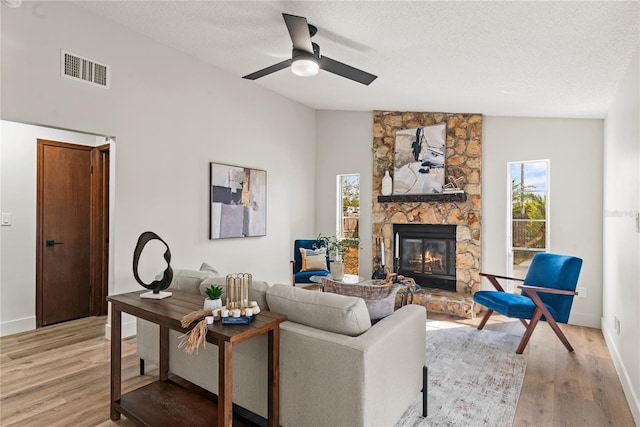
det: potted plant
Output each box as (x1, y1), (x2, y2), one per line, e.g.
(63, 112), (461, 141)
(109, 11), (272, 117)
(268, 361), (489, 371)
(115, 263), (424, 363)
(204, 284), (223, 311)
(316, 234), (359, 281)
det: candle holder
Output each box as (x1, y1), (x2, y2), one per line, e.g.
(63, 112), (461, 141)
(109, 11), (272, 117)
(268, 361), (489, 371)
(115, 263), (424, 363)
(372, 265), (387, 280)
(394, 257), (400, 274)
(371, 256), (387, 280)
(225, 273), (252, 310)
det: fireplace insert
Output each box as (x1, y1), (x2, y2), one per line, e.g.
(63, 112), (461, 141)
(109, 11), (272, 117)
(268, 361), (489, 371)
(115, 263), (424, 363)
(393, 224), (456, 292)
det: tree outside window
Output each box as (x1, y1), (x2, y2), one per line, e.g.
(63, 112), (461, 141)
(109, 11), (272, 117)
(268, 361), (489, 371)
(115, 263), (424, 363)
(338, 174), (359, 274)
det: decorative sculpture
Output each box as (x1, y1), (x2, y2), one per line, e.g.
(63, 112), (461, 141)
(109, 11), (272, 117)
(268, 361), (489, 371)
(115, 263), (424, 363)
(444, 175), (465, 190)
(132, 231), (173, 299)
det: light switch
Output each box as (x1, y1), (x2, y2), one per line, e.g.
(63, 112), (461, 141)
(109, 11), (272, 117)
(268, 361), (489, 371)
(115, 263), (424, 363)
(1, 213), (11, 226)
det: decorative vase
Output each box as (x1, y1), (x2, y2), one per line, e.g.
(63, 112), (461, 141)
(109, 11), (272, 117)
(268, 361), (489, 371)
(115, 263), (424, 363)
(381, 170), (392, 196)
(204, 298), (222, 311)
(331, 260), (345, 281)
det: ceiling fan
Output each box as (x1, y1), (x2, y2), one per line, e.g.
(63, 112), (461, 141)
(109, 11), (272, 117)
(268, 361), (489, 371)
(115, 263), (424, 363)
(243, 13), (377, 86)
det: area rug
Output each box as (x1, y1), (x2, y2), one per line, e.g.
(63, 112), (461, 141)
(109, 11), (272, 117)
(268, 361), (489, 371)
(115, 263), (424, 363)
(396, 321), (528, 427)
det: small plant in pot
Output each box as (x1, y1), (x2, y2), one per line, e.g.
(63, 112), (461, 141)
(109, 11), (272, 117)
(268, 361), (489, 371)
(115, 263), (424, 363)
(204, 285), (223, 311)
(315, 234), (359, 280)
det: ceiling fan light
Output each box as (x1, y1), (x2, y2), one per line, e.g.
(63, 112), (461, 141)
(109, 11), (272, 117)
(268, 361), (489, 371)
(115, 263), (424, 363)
(291, 57), (319, 77)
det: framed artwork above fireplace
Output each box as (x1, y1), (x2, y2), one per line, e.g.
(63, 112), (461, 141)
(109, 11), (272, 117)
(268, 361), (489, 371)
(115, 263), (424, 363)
(393, 123), (446, 195)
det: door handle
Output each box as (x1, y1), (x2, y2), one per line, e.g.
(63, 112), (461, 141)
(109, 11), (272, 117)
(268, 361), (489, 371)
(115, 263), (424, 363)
(46, 240), (64, 247)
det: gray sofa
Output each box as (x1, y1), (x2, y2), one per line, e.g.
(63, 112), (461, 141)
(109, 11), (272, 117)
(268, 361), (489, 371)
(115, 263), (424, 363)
(136, 269), (427, 427)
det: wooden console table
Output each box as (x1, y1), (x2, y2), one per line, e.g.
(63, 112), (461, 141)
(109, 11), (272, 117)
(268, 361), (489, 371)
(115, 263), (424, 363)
(108, 289), (286, 427)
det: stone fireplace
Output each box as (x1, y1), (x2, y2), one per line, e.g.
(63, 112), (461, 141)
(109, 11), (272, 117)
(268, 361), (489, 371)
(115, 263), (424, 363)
(372, 111), (482, 318)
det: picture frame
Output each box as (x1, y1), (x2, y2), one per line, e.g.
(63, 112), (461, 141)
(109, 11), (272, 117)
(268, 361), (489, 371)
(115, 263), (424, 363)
(210, 162), (266, 239)
(393, 123), (446, 195)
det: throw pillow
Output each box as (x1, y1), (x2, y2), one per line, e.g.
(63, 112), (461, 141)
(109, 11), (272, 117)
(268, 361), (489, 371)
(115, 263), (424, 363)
(323, 279), (400, 320)
(299, 247), (328, 271)
(200, 262), (221, 277)
(166, 269), (216, 294)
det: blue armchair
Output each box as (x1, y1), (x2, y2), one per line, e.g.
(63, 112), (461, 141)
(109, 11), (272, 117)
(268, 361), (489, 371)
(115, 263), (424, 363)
(473, 252), (582, 354)
(291, 239), (331, 285)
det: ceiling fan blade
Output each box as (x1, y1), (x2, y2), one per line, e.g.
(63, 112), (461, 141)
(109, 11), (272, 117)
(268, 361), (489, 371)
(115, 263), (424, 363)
(319, 56), (377, 85)
(282, 13), (313, 54)
(242, 59), (292, 80)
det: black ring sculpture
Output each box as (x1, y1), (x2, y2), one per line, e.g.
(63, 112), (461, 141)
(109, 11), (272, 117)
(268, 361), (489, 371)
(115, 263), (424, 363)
(132, 231), (173, 294)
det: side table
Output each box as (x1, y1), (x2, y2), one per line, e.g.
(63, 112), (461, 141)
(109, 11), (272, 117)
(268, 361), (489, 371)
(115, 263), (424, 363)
(108, 289), (286, 427)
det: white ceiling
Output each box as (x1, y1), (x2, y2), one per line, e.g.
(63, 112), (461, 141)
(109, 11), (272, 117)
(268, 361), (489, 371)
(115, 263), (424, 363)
(73, 1), (640, 118)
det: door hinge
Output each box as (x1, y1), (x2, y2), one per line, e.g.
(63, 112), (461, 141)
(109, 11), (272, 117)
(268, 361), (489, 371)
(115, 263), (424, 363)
(90, 165), (94, 173)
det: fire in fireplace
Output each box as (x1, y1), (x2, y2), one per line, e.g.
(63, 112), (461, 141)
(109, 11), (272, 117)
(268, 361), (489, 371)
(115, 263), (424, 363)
(393, 224), (456, 292)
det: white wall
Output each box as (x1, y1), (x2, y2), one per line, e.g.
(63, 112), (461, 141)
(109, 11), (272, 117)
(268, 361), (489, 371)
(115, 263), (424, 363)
(602, 44), (640, 424)
(482, 117), (604, 328)
(1, 2), (317, 336)
(0, 121), (103, 335)
(315, 111), (373, 278)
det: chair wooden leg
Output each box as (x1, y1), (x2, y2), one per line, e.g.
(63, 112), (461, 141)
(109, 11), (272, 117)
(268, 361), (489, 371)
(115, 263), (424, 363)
(525, 288), (575, 352)
(546, 316), (574, 352)
(516, 309), (543, 354)
(477, 309), (493, 330)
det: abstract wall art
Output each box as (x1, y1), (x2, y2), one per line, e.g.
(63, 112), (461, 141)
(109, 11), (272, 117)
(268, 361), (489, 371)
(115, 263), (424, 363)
(393, 123), (446, 194)
(210, 162), (266, 239)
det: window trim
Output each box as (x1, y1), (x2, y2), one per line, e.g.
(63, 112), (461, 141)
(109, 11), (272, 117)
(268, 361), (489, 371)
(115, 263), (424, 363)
(336, 173), (360, 240)
(506, 159), (550, 279)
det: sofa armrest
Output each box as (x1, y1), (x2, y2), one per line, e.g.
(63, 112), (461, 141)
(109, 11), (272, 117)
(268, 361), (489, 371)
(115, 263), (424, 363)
(136, 318), (159, 365)
(279, 304), (426, 427)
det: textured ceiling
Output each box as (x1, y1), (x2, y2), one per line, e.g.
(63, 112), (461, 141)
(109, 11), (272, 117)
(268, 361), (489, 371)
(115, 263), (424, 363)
(73, 1), (640, 118)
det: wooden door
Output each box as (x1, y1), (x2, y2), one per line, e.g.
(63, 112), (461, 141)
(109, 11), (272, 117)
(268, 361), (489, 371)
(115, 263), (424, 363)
(37, 140), (92, 326)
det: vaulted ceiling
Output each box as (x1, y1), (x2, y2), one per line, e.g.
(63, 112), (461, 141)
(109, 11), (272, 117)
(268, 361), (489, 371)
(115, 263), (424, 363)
(74, 1), (639, 118)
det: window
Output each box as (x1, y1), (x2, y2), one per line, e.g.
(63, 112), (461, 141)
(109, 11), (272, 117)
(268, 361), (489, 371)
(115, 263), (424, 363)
(337, 174), (359, 274)
(508, 160), (549, 281)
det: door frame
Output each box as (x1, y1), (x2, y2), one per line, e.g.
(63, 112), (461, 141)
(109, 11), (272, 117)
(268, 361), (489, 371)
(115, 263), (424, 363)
(36, 139), (110, 327)
(91, 143), (110, 316)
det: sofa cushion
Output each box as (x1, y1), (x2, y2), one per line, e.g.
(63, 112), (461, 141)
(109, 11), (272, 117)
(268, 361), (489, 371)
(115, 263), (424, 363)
(299, 247), (328, 271)
(200, 276), (271, 311)
(323, 279), (401, 320)
(168, 269), (216, 294)
(266, 284), (371, 336)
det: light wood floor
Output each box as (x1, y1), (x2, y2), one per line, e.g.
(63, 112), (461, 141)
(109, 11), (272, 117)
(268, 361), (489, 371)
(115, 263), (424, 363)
(0, 314), (635, 426)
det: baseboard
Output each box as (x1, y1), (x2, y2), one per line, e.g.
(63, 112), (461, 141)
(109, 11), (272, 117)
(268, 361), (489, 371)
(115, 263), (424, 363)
(568, 311), (601, 329)
(0, 316), (36, 337)
(104, 318), (137, 340)
(602, 317), (640, 425)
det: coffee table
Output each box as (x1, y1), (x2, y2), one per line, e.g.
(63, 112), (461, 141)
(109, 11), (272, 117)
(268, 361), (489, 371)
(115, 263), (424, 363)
(107, 289), (286, 427)
(309, 274), (365, 285)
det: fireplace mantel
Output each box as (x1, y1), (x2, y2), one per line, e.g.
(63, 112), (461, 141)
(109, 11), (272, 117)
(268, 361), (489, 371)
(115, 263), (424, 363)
(378, 193), (467, 203)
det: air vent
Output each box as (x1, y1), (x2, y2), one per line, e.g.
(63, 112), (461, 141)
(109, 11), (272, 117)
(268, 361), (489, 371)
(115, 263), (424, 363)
(61, 50), (110, 88)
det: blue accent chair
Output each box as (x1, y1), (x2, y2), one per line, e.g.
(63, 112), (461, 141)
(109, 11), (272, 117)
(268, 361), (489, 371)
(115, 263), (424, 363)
(473, 252), (583, 354)
(291, 239), (331, 285)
